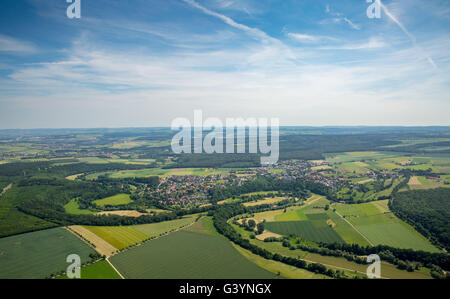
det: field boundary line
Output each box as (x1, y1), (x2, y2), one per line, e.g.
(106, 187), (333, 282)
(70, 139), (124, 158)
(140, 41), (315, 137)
(106, 258), (125, 279)
(302, 258), (388, 279)
(64, 226), (100, 253)
(108, 216), (199, 259)
(334, 210), (374, 246)
(0, 183), (12, 197)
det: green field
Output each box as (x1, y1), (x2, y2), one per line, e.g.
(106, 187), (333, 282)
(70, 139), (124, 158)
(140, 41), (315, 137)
(334, 202), (439, 252)
(105, 168), (230, 179)
(110, 230), (277, 279)
(305, 253), (431, 279)
(0, 186), (57, 238)
(64, 199), (96, 215)
(233, 244), (328, 279)
(93, 194), (133, 207)
(84, 226), (148, 250)
(325, 211), (371, 246)
(274, 207), (308, 221)
(184, 216), (222, 237)
(134, 216), (196, 237)
(57, 260), (122, 279)
(0, 228), (96, 279)
(265, 219), (344, 244)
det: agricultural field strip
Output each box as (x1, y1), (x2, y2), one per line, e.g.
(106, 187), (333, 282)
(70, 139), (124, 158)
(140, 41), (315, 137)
(66, 226), (117, 257)
(301, 258), (386, 279)
(106, 217), (199, 258)
(64, 226), (99, 252)
(106, 258), (124, 279)
(132, 217), (199, 245)
(0, 183), (12, 197)
(333, 210), (374, 246)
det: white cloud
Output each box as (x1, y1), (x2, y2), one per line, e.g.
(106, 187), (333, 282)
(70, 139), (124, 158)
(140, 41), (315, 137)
(322, 5), (361, 30)
(319, 37), (387, 50)
(287, 33), (338, 43)
(0, 35), (36, 53)
(379, 0), (436, 69)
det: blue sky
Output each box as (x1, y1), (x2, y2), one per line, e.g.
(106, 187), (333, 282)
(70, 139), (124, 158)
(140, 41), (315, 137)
(0, 0), (449, 128)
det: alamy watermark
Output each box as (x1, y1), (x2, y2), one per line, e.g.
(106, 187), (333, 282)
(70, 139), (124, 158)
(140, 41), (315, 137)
(366, 254), (381, 279)
(66, 254), (81, 279)
(66, 0), (81, 19)
(171, 110), (279, 165)
(367, 0), (381, 19)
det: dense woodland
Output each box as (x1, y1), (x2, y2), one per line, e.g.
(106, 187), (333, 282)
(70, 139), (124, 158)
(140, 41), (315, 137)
(391, 188), (450, 251)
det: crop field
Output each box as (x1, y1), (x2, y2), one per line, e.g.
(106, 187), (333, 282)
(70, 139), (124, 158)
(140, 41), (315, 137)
(133, 216), (196, 237)
(243, 197), (287, 207)
(325, 152), (398, 163)
(93, 194), (132, 207)
(110, 230), (276, 279)
(274, 207), (308, 221)
(83, 226), (148, 250)
(184, 216), (222, 237)
(64, 199), (96, 215)
(0, 228), (96, 279)
(325, 211), (371, 246)
(233, 244), (328, 279)
(105, 168), (230, 179)
(304, 253), (431, 279)
(68, 226), (118, 257)
(265, 218), (344, 244)
(334, 201), (439, 252)
(58, 260), (122, 279)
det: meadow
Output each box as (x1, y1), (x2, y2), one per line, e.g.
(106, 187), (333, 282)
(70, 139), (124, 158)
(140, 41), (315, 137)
(334, 201), (439, 252)
(64, 198), (96, 215)
(93, 194), (132, 207)
(0, 228), (96, 279)
(57, 260), (122, 279)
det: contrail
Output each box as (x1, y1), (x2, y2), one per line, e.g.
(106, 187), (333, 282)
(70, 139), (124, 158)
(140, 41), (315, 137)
(379, 0), (437, 69)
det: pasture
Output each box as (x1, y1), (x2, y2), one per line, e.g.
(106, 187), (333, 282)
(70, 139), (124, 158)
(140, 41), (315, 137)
(334, 201), (439, 252)
(93, 194), (132, 207)
(64, 199), (96, 215)
(58, 260), (122, 279)
(0, 228), (96, 279)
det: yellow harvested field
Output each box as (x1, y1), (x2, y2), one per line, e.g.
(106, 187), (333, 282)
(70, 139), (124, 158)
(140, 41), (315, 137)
(312, 165), (332, 171)
(304, 194), (324, 205)
(354, 162), (369, 167)
(67, 226), (118, 257)
(243, 197), (287, 207)
(255, 230), (282, 241)
(326, 219), (336, 228)
(65, 173), (83, 180)
(408, 176), (422, 186)
(96, 210), (148, 218)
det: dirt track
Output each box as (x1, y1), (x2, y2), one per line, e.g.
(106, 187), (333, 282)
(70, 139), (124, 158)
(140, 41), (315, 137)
(67, 226), (118, 257)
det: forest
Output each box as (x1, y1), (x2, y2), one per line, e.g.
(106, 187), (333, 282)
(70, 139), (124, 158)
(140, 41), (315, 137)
(390, 188), (450, 251)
